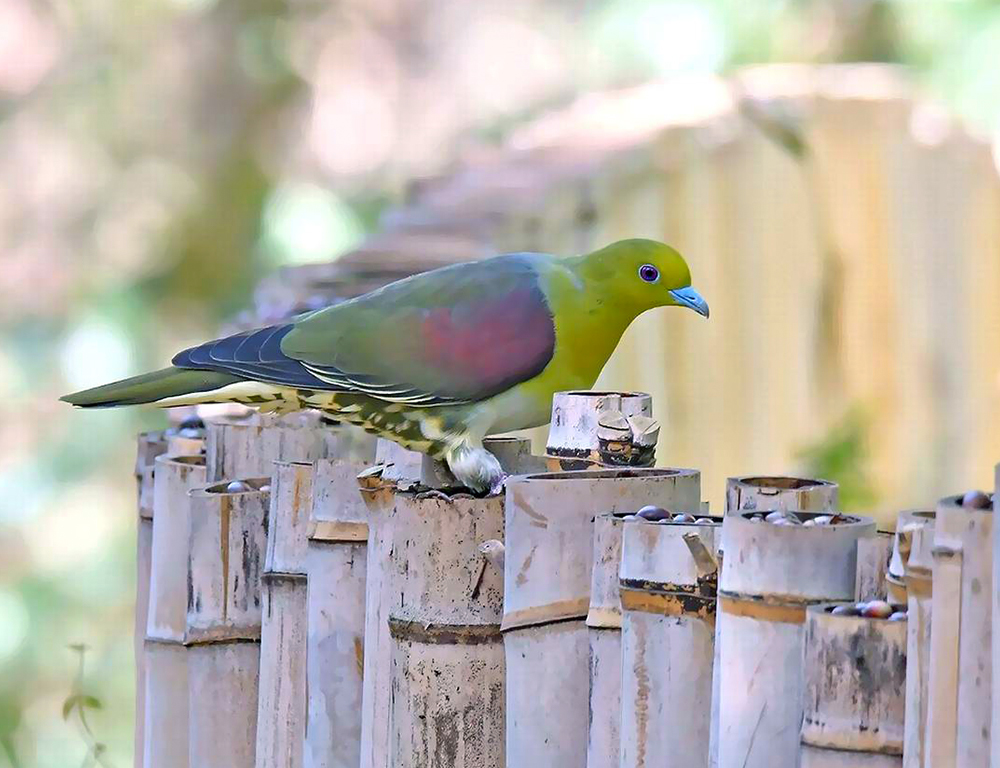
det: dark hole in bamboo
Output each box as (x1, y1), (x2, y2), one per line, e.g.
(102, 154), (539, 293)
(522, 469), (682, 481)
(564, 390), (646, 397)
(741, 476), (834, 490)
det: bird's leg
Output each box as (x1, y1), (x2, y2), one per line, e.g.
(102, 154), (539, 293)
(444, 439), (505, 496)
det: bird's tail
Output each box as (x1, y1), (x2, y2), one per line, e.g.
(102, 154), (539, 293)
(61, 367), (244, 408)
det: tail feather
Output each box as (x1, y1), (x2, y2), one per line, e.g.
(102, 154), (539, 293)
(61, 367), (244, 408)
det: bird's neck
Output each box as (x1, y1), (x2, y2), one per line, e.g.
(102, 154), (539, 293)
(552, 256), (642, 386)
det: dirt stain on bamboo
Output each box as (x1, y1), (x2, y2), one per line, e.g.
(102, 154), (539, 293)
(632, 618), (649, 768)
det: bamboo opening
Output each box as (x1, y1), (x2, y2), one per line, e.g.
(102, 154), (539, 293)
(740, 476), (835, 490)
(522, 468), (684, 481)
(202, 477), (270, 494)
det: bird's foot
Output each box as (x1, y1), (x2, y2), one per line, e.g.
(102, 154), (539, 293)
(445, 442), (505, 497)
(488, 472), (509, 498)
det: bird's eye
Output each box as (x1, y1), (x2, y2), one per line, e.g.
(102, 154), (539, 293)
(638, 264), (659, 283)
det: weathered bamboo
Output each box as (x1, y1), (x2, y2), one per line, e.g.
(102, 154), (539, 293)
(717, 511), (875, 768)
(255, 461), (314, 768)
(186, 478), (270, 768)
(355, 436), (538, 768)
(619, 516), (721, 768)
(134, 431), (168, 768)
(898, 510), (934, 768)
(545, 391), (656, 469)
(995, 465), (1000, 768)
(856, 530), (893, 601)
(725, 475), (838, 515)
(926, 493), (993, 768)
(374, 437), (423, 485)
(205, 413), (369, 483)
(483, 435), (547, 475)
(503, 468), (700, 768)
(188, 641), (261, 768)
(800, 603), (907, 766)
(142, 454), (207, 768)
(387, 491), (506, 767)
(586, 512), (626, 768)
(148, 455), (208, 641)
(306, 454), (375, 768)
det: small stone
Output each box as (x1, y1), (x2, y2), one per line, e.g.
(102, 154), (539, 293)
(226, 480), (249, 493)
(802, 519), (816, 527)
(831, 605), (858, 616)
(695, 517), (713, 524)
(622, 514), (641, 521)
(748, 516), (763, 523)
(259, 484), (271, 493)
(889, 612), (908, 622)
(180, 415), (205, 430)
(861, 600), (893, 619)
(672, 513), (696, 523)
(962, 490), (992, 509)
(637, 505), (672, 521)
(770, 517), (795, 526)
(764, 511), (786, 522)
(812, 515), (834, 525)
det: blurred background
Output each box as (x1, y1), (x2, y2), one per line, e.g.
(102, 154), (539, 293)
(3, 0), (1000, 764)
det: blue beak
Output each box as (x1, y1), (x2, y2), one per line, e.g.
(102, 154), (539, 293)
(670, 286), (710, 318)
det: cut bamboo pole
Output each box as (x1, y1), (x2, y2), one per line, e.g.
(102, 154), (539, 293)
(725, 475), (838, 515)
(134, 431), (168, 768)
(255, 461), (314, 768)
(186, 478), (270, 768)
(374, 437), (423, 485)
(148, 455), (208, 641)
(619, 516), (721, 768)
(856, 530), (893, 601)
(545, 391), (657, 469)
(897, 510), (934, 768)
(143, 454), (207, 768)
(586, 512), (626, 768)
(357, 458), (404, 768)
(926, 493), (993, 768)
(387, 491), (506, 767)
(800, 603), (907, 767)
(995, 464), (1000, 768)
(355, 436), (537, 768)
(306, 455), (375, 768)
(205, 413), (370, 483)
(503, 468), (700, 768)
(717, 511), (875, 768)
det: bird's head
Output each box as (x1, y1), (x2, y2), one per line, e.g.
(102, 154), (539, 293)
(578, 238), (709, 319)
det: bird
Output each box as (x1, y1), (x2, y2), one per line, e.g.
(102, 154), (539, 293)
(62, 238), (709, 493)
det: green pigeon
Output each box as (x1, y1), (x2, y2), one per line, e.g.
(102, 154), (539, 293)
(62, 238), (708, 492)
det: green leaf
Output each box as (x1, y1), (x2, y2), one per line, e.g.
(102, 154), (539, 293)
(81, 696), (103, 710)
